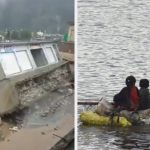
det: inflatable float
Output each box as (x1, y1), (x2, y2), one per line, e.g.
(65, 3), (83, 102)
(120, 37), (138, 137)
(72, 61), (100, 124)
(79, 99), (150, 127)
(80, 111), (132, 127)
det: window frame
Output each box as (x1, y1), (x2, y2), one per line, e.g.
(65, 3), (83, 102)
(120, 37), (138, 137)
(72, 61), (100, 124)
(0, 52), (21, 76)
(44, 46), (58, 64)
(15, 50), (33, 72)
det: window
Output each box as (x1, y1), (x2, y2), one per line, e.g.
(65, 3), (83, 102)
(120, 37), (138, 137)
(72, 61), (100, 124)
(15, 51), (32, 71)
(44, 47), (58, 64)
(0, 53), (20, 75)
(53, 44), (60, 60)
(31, 48), (48, 67)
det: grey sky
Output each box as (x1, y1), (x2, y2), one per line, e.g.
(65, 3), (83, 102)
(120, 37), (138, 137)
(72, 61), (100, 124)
(0, 0), (74, 33)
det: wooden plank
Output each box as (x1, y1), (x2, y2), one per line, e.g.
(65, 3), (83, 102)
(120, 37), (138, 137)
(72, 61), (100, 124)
(78, 101), (99, 105)
(78, 98), (102, 105)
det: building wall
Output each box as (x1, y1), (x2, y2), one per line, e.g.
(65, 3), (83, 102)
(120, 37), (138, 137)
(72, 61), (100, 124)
(0, 42), (72, 115)
(0, 42), (61, 77)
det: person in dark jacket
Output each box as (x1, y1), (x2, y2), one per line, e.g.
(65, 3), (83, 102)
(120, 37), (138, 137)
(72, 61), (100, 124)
(113, 76), (140, 111)
(138, 79), (150, 110)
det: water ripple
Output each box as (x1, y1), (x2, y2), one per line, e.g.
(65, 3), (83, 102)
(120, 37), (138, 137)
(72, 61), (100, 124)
(78, 0), (150, 149)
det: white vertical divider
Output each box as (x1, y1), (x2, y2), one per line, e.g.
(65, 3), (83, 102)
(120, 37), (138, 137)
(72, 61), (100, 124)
(27, 45), (37, 69)
(53, 44), (62, 61)
(50, 45), (59, 62)
(41, 44), (57, 64)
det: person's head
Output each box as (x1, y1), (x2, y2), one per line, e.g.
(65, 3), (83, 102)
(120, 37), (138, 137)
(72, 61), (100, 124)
(139, 79), (149, 88)
(125, 75), (136, 87)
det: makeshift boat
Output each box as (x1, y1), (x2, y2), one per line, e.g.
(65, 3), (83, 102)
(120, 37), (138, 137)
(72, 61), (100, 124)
(80, 111), (132, 127)
(79, 100), (150, 127)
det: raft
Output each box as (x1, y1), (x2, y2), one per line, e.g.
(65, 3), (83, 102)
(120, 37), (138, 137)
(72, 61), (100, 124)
(80, 111), (132, 127)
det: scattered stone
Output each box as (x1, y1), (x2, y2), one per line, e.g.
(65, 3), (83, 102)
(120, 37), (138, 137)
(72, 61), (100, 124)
(57, 89), (64, 93)
(40, 111), (49, 117)
(16, 66), (70, 106)
(68, 88), (73, 94)
(41, 132), (46, 135)
(9, 126), (19, 132)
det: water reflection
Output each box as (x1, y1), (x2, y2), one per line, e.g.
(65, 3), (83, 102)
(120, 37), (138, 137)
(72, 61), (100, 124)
(78, 125), (150, 150)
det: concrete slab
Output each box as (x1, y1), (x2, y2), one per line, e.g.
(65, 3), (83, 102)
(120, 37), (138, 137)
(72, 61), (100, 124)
(0, 88), (74, 150)
(0, 80), (19, 115)
(9, 61), (67, 84)
(0, 115), (74, 150)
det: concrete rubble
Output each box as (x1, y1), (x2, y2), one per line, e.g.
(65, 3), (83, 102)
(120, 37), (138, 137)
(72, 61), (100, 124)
(0, 38), (74, 149)
(0, 86), (74, 149)
(0, 61), (74, 149)
(16, 64), (71, 107)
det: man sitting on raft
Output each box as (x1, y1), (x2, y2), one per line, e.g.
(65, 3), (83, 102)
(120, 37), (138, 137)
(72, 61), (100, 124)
(113, 75), (140, 111)
(139, 79), (150, 110)
(95, 76), (150, 125)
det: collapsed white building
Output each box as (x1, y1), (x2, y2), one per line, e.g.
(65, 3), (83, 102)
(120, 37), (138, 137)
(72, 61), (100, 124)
(0, 41), (60, 76)
(0, 41), (72, 115)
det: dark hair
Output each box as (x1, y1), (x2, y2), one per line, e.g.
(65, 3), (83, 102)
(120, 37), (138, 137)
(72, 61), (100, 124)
(125, 75), (136, 87)
(139, 79), (149, 88)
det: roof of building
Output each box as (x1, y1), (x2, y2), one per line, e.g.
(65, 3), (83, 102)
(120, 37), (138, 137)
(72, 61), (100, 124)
(0, 40), (60, 47)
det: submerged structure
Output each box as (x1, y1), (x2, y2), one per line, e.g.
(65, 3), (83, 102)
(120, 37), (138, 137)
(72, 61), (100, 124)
(0, 41), (72, 115)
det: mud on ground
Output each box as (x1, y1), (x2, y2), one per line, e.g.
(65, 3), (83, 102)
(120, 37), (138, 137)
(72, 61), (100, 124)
(0, 85), (74, 149)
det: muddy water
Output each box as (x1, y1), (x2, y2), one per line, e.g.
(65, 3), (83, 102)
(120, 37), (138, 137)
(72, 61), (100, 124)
(78, 0), (150, 149)
(0, 87), (74, 148)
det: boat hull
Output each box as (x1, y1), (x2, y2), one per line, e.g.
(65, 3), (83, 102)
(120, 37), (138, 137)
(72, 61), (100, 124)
(80, 111), (132, 127)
